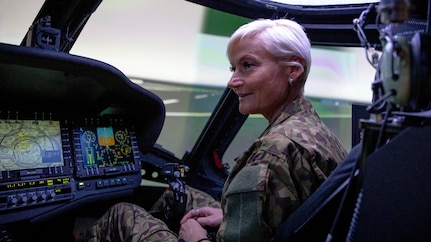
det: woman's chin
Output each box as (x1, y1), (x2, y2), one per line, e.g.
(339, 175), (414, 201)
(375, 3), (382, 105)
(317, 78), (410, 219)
(238, 106), (255, 115)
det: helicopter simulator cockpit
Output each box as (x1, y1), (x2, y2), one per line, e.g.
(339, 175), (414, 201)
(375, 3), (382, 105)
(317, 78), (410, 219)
(0, 0), (430, 241)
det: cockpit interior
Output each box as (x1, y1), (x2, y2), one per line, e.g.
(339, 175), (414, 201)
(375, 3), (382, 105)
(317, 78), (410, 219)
(1, 0), (430, 241)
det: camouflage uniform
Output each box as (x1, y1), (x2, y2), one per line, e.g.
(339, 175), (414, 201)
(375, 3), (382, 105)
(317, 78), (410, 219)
(216, 97), (347, 241)
(82, 97), (347, 242)
(81, 185), (220, 242)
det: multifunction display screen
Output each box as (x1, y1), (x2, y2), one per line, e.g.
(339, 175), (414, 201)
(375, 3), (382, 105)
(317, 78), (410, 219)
(0, 120), (64, 171)
(78, 126), (134, 167)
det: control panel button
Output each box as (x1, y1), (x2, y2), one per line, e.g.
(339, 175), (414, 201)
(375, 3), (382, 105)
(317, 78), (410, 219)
(27, 192), (37, 203)
(18, 194), (27, 205)
(46, 190), (56, 200)
(38, 192), (47, 201)
(96, 180), (104, 188)
(7, 196), (17, 207)
(77, 181), (86, 190)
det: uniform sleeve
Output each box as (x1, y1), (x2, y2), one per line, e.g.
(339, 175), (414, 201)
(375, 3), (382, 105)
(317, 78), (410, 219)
(217, 148), (301, 242)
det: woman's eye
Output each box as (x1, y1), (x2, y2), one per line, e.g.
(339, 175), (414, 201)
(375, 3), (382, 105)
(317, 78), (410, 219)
(230, 61), (254, 73)
(243, 61), (254, 69)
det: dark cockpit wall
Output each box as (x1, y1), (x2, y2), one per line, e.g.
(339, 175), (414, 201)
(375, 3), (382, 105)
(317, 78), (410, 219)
(0, 42), (165, 155)
(0, 42), (165, 230)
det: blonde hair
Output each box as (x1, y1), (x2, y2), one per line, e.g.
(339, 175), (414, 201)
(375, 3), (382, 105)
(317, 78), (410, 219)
(227, 19), (312, 84)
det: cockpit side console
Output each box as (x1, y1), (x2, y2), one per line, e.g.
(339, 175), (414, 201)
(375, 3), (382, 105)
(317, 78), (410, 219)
(0, 43), (165, 224)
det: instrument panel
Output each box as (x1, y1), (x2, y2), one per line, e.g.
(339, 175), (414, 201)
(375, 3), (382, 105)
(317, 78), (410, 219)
(0, 113), (142, 224)
(0, 42), (166, 225)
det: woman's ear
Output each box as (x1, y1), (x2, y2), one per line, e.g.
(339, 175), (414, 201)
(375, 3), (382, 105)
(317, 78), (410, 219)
(285, 56), (305, 81)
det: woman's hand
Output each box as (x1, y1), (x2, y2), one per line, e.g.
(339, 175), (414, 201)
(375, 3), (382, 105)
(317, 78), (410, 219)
(179, 218), (208, 242)
(180, 207), (223, 227)
(179, 207), (223, 241)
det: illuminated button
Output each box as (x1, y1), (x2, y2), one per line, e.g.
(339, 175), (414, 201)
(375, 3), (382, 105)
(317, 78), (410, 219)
(77, 181), (86, 190)
(109, 179), (116, 186)
(122, 177), (128, 185)
(96, 180), (104, 188)
(116, 178), (122, 185)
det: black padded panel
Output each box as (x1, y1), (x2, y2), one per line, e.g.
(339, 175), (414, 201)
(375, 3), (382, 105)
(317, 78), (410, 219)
(347, 125), (431, 241)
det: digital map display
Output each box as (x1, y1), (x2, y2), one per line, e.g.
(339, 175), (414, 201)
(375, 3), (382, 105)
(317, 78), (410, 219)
(0, 120), (64, 171)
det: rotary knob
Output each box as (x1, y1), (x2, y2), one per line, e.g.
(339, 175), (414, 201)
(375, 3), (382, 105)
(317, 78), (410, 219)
(7, 196), (17, 206)
(18, 194), (28, 204)
(38, 192), (47, 201)
(46, 190), (56, 200)
(28, 193), (38, 203)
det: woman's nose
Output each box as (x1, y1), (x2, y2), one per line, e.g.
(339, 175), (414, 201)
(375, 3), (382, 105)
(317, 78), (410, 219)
(227, 74), (242, 89)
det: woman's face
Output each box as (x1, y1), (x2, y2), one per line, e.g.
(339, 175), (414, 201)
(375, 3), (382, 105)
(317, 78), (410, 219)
(227, 36), (292, 121)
